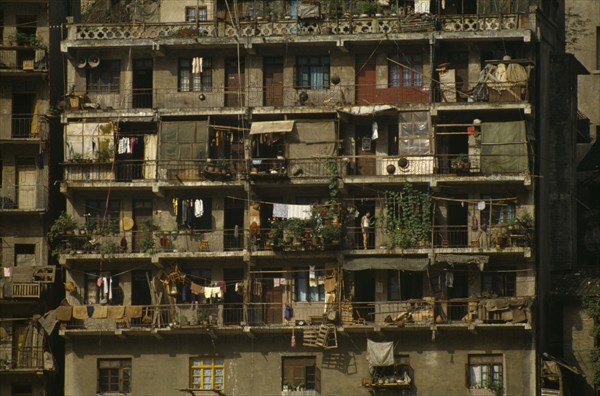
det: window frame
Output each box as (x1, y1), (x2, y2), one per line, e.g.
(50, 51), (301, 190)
(481, 270), (516, 297)
(398, 111), (431, 156)
(178, 58), (212, 92)
(389, 54), (423, 88)
(189, 357), (225, 391)
(480, 198), (516, 227)
(85, 199), (121, 233)
(295, 56), (330, 90)
(467, 354), (503, 389)
(97, 358), (131, 394)
(87, 60), (121, 94)
(282, 356), (319, 392)
(185, 6), (207, 22)
(294, 267), (325, 302)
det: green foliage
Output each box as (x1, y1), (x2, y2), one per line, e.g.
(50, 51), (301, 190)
(285, 218), (306, 237)
(485, 379), (503, 395)
(97, 140), (114, 162)
(320, 223), (341, 244)
(8, 32), (45, 48)
(140, 238), (156, 253)
(99, 240), (119, 255)
(49, 211), (78, 243)
(379, 184), (432, 249)
(583, 289), (600, 386)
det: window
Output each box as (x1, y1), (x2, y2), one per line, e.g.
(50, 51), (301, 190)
(282, 356), (320, 392)
(185, 6), (207, 22)
(371, 355), (411, 384)
(98, 358), (131, 394)
(87, 60), (121, 93)
(85, 200), (120, 233)
(480, 198), (515, 227)
(190, 357), (224, 391)
(398, 112), (430, 156)
(296, 56), (330, 89)
(468, 355), (503, 389)
(388, 271), (423, 301)
(175, 198), (212, 230)
(294, 268), (325, 302)
(482, 270), (516, 297)
(389, 54), (423, 87)
(179, 58), (212, 92)
(14, 244), (36, 266)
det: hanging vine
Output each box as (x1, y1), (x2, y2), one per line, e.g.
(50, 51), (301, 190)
(379, 183), (432, 249)
(582, 289), (600, 386)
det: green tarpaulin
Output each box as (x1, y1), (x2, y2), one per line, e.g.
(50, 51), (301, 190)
(480, 121), (528, 174)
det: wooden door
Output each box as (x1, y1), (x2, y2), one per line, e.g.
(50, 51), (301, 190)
(17, 162), (36, 209)
(356, 56), (376, 105)
(132, 200), (153, 252)
(264, 57), (284, 106)
(225, 58), (245, 107)
(132, 59), (153, 108)
(355, 125), (376, 176)
(263, 283), (283, 325)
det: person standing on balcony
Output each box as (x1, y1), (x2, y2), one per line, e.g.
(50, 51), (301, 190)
(361, 212), (373, 250)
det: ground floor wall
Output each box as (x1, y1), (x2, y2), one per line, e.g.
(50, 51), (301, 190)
(64, 329), (534, 396)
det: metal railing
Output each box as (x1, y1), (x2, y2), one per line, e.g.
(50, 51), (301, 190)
(59, 229), (245, 255)
(0, 184), (48, 210)
(59, 297), (531, 331)
(0, 47), (47, 71)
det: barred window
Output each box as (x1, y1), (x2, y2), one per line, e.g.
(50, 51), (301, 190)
(179, 58), (212, 92)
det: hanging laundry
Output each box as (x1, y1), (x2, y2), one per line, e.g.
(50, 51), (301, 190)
(194, 199), (204, 218)
(446, 272), (454, 288)
(190, 282), (204, 296)
(274, 278), (280, 288)
(234, 225), (239, 238)
(288, 204), (312, 220)
(371, 121), (379, 140)
(173, 198), (178, 216)
(192, 57), (203, 74)
(3, 267), (12, 277)
(217, 280), (226, 293)
(97, 277), (103, 288)
(108, 277), (113, 301)
(273, 203), (289, 218)
(414, 0), (430, 13)
(280, 278), (288, 286)
(309, 266), (317, 288)
(117, 137), (128, 154)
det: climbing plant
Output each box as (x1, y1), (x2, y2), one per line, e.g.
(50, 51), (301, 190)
(325, 157), (340, 217)
(379, 183), (432, 249)
(582, 288), (600, 386)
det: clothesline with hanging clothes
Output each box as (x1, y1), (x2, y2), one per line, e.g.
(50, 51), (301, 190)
(116, 136), (140, 154)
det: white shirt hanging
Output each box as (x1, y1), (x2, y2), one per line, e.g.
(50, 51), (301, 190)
(371, 121), (379, 140)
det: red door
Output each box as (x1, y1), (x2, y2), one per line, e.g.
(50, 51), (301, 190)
(356, 56), (377, 105)
(264, 57), (284, 106)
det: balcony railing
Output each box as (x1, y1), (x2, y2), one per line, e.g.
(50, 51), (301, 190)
(0, 47), (47, 72)
(59, 297), (532, 332)
(0, 184), (48, 210)
(58, 229), (245, 256)
(67, 12), (530, 43)
(0, 113), (46, 139)
(0, 346), (45, 371)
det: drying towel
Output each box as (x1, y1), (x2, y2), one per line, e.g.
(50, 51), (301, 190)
(273, 203), (289, 218)
(125, 305), (143, 319)
(288, 204), (312, 220)
(309, 266), (317, 288)
(194, 199), (204, 218)
(86, 305), (95, 318)
(73, 306), (88, 319)
(204, 286), (223, 299)
(55, 306), (73, 321)
(190, 282), (204, 296)
(91, 305), (108, 319)
(107, 306), (125, 319)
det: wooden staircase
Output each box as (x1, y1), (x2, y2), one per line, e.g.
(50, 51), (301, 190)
(303, 323), (338, 349)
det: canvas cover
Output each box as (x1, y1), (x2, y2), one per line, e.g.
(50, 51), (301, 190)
(367, 339), (394, 367)
(480, 121), (528, 174)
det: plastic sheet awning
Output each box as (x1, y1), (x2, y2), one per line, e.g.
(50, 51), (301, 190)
(249, 120), (295, 135)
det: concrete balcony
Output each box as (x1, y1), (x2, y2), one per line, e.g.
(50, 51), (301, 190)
(0, 46), (47, 75)
(0, 346), (46, 372)
(0, 114), (48, 141)
(63, 12), (534, 49)
(57, 297), (533, 336)
(0, 183), (48, 212)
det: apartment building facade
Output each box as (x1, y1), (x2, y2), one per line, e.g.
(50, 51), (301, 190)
(55, 0), (575, 395)
(0, 1), (63, 395)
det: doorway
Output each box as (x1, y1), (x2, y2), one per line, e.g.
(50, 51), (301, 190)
(16, 158), (37, 209)
(355, 125), (376, 176)
(132, 59), (153, 108)
(223, 268), (244, 324)
(260, 268), (282, 325)
(131, 270), (152, 305)
(12, 94), (35, 138)
(353, 270), (375, 322)
(263, 57), (284, 106)
(132, 200), (153, 253)
(446, 271), (469, 321)
(224, 198), (244, 251)
(225, 57), (245, 107)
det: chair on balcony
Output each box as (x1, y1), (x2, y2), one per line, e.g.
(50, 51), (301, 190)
(198, 240), (209, 252)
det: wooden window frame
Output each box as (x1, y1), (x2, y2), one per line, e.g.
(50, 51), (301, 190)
(189, 357), (225, 391)
(87, 60), (121, 94)
(185, 6), (208, 22)
(467, 354), (503, 389)
(282, 356), (320, 392)
(295, 56), (330, 90)
(97, 358), (131, 394)
(178, 58), (212, 92)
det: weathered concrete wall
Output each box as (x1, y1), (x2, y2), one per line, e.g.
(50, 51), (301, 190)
(64, 330), (534, 396)
(160, 0), (215, 23)
(563, 302), (595, 396)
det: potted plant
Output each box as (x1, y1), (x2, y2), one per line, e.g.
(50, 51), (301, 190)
(49, 211), (79, 242)
(285, 218), (306, 245)
(320, 223), (341, 246)
(451, 154), (470, 172)
(268, 218), (284, 248)
(355, 0), (375, 17)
